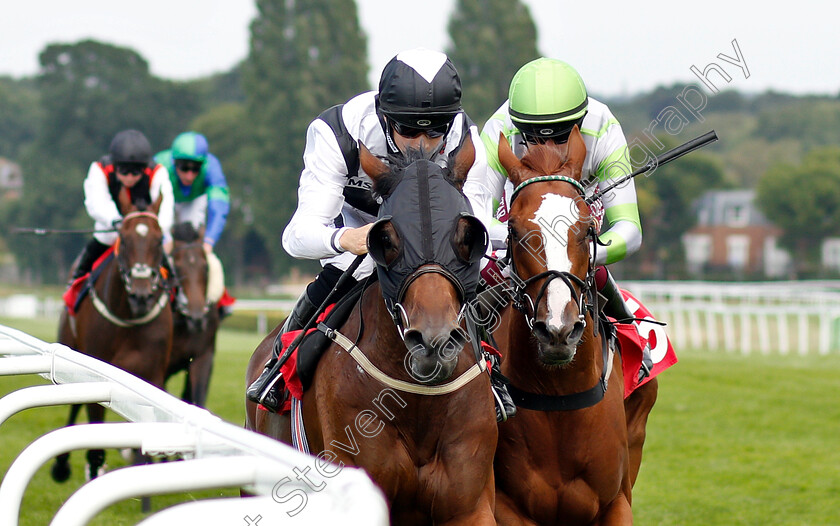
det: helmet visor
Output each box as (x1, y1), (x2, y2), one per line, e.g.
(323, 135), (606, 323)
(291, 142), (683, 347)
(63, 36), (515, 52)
(514, 113), (586, 144)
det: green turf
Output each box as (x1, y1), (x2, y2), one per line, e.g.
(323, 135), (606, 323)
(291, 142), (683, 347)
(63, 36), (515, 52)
(2, 316), (840, 524)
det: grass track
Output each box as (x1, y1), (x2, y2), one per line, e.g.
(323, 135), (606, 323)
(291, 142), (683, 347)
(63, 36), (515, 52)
(2, 316), (839, 525)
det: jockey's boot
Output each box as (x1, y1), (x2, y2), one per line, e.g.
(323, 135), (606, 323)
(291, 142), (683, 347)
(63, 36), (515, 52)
(246, 290), (318, 411)
(489, 355), (517, 422)
(599, 270), (635, 323)
(70, 238), (110, 282)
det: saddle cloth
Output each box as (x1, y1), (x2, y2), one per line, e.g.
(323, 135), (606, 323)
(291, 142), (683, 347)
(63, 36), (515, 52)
(613, 289), (678, 398)
(63, 248), (115, 316)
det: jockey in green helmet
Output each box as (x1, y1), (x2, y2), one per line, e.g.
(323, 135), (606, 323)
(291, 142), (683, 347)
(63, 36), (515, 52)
(480, 58), (651, 380)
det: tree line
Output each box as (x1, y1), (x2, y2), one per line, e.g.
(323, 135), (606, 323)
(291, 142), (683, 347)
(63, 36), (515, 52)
(1, 0), (839, 285)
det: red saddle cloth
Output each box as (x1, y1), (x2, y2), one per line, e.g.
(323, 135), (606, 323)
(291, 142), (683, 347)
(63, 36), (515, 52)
(274, 304), (337, 414)
(62, 247), (115, 316)
(217, 288), (236, 308)
(612, 290), (678, 398)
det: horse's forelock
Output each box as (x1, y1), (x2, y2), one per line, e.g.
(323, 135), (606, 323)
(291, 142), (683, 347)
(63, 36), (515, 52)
(521, 144), (568, 178)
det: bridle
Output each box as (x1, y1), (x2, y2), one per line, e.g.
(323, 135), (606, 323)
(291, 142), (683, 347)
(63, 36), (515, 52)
(504, 175), (602, 336)
(169, 239), (211, 320)
(89, 211), (169, 327)
(500, 174), (615, 411)
(388, 264), (469, 339)
(114, 211), (168, 298)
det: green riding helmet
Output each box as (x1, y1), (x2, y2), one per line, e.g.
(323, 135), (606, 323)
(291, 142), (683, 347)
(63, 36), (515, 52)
(508, 58), (588, 141)
(171, 131), (209, 163)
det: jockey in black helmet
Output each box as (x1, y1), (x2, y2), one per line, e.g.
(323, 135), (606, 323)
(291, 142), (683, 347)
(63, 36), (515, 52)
(247, 48), (515, 421)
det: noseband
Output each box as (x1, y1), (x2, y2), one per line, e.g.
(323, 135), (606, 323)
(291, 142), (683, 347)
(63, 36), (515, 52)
(389, 264), (468, 337)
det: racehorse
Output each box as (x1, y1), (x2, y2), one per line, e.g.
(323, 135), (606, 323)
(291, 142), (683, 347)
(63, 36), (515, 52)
(51, 189), (173, 482)
(166, 222), (220, 407)
(491, 127), (657, 525)
(246, 138), (498, 525)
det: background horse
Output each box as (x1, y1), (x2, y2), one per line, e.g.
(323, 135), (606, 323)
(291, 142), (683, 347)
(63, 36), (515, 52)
(491, 127), (655, 525)
(166, 222), (219, 407)
(51, 189), (172, 482)
(246, 139), (498, 525)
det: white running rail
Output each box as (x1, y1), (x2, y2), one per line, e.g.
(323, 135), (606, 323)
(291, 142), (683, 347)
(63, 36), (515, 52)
(623, 280), (840, 354)
(0, 324), (388, 525)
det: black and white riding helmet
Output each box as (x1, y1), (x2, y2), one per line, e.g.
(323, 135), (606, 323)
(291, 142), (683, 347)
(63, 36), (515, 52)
(377, 48), (462, 132)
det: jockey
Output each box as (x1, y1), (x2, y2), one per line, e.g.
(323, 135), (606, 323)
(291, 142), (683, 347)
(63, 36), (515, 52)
(70, 129), (174, 281)
(154, 132), (231, 314)
(480, 58), (652, 379)
(247, 48), (516, 420)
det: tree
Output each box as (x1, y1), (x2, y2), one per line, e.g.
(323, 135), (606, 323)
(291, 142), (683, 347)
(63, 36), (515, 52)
(447, 0), (538, 127)
(0, 76), (41, 160)
(3, 40), (203, 282)
(756, 147), (840, 277)
(242, 0), (368, 276)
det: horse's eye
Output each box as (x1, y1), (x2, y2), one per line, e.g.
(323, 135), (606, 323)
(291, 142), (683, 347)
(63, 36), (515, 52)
(380, 232), (393, 250)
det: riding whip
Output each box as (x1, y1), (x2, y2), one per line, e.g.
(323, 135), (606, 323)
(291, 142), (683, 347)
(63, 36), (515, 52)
(257, 253), (367, 403)
(585, 130), (719, 205)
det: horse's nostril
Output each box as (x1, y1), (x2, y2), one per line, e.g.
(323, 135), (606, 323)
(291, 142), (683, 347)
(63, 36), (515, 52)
(440, 328), (467, 360)
(567, 321), (585, 344)
(403, 329), (427, 355)
(532, 321), (552, 345)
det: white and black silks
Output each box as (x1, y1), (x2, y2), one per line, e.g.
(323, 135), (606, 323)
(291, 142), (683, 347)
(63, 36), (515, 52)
(367, 155), (488, 327)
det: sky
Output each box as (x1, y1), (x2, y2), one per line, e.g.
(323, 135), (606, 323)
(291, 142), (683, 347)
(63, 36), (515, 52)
(1, 1), (838, 99)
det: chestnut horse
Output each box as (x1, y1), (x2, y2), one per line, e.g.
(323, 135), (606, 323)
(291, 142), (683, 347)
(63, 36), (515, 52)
(51, 189), (173, 482)
(246, 139), (498, 525)
(166, 222), (219, 407)
(492, 127), (657, 525)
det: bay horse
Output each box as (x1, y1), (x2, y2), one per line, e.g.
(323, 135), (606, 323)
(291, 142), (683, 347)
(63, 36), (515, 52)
(246, 138), (498, 525)
(51, 189), (173, 482)
(166, 222), (220, 407)
(491, 127), (657, 525)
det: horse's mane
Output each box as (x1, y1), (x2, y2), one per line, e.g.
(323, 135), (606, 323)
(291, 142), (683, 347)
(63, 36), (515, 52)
(171, 222), (201, 243)
(520, 144), (569, 178)
(371, 146), (459, 197)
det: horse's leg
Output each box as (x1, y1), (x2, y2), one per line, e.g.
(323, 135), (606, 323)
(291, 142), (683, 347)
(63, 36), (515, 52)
(494, 491), (537, 526)
(84, 402), (107, 480)
(597, 492), (633, 525)
(50, 403), (83, 482)
(439, 474), (497, 526)
(187, 346), (215, 408)
(624, 377), (659, 487)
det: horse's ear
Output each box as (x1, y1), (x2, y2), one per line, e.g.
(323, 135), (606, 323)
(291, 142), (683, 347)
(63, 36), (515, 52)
(359, 140), (389, 183)
(118, 187), (132, 216)
(149, 192), (163, 216)
(565, 125), (586, 180)
(498, 133), (524, 187)
(450, 134), (475, 190)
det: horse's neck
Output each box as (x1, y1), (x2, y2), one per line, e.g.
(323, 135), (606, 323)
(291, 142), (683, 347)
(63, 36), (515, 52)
(505, 308), (603, 395)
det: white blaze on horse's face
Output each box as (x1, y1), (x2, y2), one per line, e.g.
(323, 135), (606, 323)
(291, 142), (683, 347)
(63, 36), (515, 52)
(532, 194), (579, 328)
(135, 223), (149, 237)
